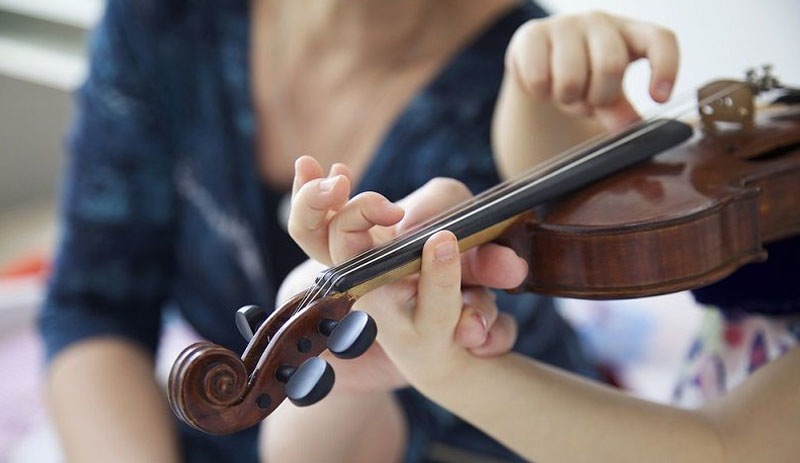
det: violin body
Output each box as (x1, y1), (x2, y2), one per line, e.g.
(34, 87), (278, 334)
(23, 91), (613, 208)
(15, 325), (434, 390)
(168, 74), (800, 435)
(504, 103), (800, 299)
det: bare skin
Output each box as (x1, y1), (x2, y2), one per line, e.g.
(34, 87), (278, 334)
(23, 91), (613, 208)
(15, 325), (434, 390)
(263, 159), (526, 463)
(47, 2), (522, 462)
(280, 11), (798, 462)
(283, 154), (799, 462)
(48, 339), (180, 463)
(493, 11), (679, 178)
(48, 4), (683, 463)
(252, 0), (518, 189)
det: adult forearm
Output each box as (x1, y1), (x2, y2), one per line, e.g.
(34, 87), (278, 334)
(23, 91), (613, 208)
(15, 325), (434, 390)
(47, 338), (179, 463)
(417, 352), (724, 463)
(261, 389), (405, 463)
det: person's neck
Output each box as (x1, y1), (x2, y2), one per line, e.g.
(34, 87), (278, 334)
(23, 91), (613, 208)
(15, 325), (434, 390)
(265, 0), (517, 67)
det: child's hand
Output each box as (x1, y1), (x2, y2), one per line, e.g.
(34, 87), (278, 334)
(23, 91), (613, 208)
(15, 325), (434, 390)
(360, 231), (494, 389)
(283, 156), (528, 391)
(288, 155), (404, 266)
(288, 155), (528, 289)
(505, 11), (679, 130)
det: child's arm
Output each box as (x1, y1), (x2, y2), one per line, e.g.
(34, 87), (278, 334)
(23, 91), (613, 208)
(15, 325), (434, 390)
(370, 230), (800, 463)
(262, 158), (525, 463)
(493, 12), (679, 179)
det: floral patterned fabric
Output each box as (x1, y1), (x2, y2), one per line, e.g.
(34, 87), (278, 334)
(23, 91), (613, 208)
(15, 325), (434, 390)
(672, 308), (800, 407)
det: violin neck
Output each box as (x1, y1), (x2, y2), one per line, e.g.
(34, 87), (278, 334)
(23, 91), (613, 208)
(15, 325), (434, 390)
(320, 118), (693, 297)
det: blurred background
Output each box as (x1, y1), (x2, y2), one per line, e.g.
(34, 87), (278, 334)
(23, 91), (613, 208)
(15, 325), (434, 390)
(0, 0), (798, 461)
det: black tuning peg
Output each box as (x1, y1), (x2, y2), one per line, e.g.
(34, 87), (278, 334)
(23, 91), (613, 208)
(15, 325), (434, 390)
(283, 357), (335, 407)
(320, 311), (377, 360)
(235, 305), (268, 341)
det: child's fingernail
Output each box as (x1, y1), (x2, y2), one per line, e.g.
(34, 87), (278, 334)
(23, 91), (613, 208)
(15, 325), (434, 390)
(319, 177), (338, 192)
(472, 311), (488, 332)
(434, 240), (457, 262)
(655, 81), (672, 100)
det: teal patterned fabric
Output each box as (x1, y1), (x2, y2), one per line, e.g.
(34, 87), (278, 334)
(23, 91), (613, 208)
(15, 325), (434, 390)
(39, 1), (597, 462)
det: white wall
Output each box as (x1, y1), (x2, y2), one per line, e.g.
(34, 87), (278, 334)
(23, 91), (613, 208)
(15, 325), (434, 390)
(539, 0), (800, 113)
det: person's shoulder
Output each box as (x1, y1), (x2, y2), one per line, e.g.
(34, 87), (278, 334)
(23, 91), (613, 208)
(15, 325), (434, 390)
(104, 0), (191, 28)
(498, 1), (550, 32)
(102, 0), (238, 39)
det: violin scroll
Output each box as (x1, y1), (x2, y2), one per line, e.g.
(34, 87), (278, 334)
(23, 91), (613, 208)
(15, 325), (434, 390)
(168, 342), (249, 426)
(167, 289), (360, 434)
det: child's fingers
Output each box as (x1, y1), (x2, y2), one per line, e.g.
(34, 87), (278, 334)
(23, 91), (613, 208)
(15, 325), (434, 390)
(468, 312), (518, 357)
(328, 162), (352, 182)
(328, 192), (404, 262)
(549, 17), (589, 106)
(292, 155), (326, 197)
(414, 231), (462, 336)
(453, 288), (498, 349)
(287, 174), (351, 264)
(461, 243), (528, 289)
(594, 97), (641, 132)
(585, 17), (629, 108)
(618, 17), (679, 102)
(506, 20), (551, 100)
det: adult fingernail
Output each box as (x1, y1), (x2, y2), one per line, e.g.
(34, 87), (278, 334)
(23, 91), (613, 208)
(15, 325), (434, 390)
(435, 240), (457, 262)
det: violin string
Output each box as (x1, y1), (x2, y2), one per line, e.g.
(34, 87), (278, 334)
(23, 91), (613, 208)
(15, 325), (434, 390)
(289, 81), (745, 317)
(327, 119), (675, 286)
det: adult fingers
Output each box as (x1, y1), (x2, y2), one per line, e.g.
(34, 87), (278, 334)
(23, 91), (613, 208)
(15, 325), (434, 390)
(395, 178), (473, 232)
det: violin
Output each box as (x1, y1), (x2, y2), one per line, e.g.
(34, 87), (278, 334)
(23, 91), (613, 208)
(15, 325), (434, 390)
(168, 67), (800, 435)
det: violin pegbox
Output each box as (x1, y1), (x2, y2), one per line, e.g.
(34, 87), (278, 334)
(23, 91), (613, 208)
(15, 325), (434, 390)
(321, 310), (378, 359)
(168, 289), (371, 434)
(235, 304), (268, 341)
(235, 306), (378, 406)
(233, 293), (376, 408)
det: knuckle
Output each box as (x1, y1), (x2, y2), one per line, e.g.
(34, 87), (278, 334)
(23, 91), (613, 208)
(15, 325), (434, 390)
(351, 191), (382, 204)
(426, 177), (471, 199)
(555, 78), (585, 103)
(585, 10), (612, 24)
(653, 28), (678, 46)
(595, 56), (627, 80)
(515, 19), (545, 41)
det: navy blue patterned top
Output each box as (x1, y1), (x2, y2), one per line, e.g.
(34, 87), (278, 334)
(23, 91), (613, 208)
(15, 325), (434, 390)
(40, 1), (597, 461)
(693, 237), (800, 316)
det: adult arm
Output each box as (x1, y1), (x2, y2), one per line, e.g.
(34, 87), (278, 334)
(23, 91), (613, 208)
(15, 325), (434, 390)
(48, 339), (179, 463)
(39, 1), (178, 460)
